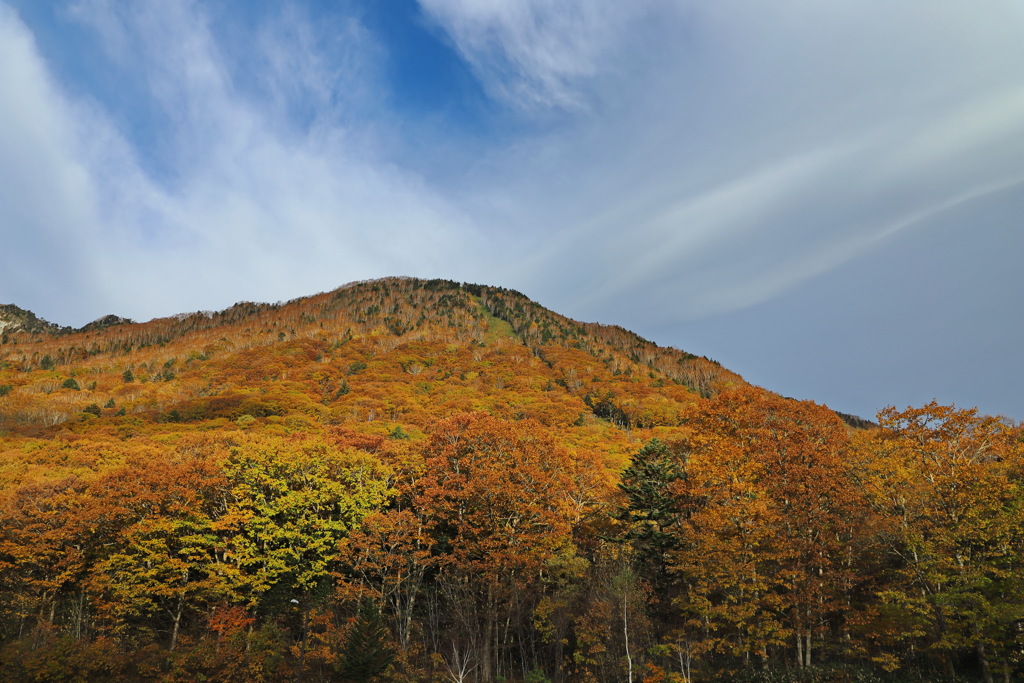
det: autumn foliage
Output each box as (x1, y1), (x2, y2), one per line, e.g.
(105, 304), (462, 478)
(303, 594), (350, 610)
(0, 278), (1021, 681)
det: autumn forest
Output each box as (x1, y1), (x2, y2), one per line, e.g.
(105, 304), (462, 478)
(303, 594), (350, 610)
(0, 277), (1020, 682)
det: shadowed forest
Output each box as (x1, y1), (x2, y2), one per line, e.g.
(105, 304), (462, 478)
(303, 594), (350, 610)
(1, 278), (1021, 682)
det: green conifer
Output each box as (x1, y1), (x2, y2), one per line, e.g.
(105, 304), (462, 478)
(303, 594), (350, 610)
(337, 602), (395, 682)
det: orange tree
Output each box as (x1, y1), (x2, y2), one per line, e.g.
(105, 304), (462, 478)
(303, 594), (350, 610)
(660, 387), (863, 676)
(413, 413), (598, 683)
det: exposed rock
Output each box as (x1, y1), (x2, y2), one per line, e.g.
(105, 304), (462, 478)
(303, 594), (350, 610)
(0, 304), (67, 336)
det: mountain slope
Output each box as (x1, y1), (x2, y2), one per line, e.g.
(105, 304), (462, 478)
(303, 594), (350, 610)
(0, 278), (748, 437)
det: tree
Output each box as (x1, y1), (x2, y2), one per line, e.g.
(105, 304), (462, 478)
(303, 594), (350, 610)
(414, 413), (582, 683)
(854, 402), (1024, 681)
(340, 509), (435, 656)
(213, 436), (393, 614)
(88, 513), (222, 651)
(617, 439), (688, 591)
(665, 387), (862, 674)
(337, 601), (395, 682)
(616, 436), (698, 665)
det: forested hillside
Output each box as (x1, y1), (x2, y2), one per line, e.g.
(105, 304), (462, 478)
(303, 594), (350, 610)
(0, 277), (1020, 682)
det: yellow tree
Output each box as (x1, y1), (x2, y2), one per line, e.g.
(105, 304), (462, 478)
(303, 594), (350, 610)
(213, 435), (394, 614)
(855, 402), (1024, 681)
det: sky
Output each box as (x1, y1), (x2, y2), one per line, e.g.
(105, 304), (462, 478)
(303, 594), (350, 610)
(1, 0), (1022, 421)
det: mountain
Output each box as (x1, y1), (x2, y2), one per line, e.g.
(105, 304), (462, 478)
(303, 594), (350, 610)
(2, 277), (1015, 683)
(1, 305), (135, 339)
(0, 277), (753, 434)
(0, 303), (68, 337)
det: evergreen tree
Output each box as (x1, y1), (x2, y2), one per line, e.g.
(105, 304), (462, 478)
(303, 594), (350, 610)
(616, 438), (693, 630)
(338, 602), (395, 682)
(618, 439), (686, 569)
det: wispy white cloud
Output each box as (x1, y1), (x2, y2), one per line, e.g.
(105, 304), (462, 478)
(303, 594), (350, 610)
(416, 0), (661, 112)
(1, 1), (484, 325)
(611, 85), (1024, 318)
(0, 4), (105, 311)
(693, 173), (1024, 317)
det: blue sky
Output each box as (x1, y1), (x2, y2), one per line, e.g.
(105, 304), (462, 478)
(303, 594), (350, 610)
(1, 0), (1022, 421)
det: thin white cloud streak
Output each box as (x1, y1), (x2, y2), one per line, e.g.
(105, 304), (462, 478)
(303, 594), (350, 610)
(700, 173), (1024, 317)
(541, 143), (859, 305)
(580, 83), (1024, 318)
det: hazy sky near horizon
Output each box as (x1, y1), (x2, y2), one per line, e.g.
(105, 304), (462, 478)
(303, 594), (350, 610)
(2, 0), (1022, 420)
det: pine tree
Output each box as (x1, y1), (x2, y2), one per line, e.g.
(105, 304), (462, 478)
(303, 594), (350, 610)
(618, 439), (686, 570)
(338, 602), (395, 682)
(616, 438), (693, 632)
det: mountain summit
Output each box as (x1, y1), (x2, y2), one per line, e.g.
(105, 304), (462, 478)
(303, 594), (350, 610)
(0, 303), (67, 337)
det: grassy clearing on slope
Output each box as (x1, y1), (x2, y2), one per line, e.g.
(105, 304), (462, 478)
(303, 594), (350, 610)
(473, 297), (517, 344)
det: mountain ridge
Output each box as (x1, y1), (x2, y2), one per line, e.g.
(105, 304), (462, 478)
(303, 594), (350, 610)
(0, 277), (878, 430)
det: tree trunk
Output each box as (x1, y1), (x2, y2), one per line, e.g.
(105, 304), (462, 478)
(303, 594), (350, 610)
(170, 595), (184, 652)
(296, 608), (308, 683)
(624, 590), (633, 683)
(482, 604), (494, 683)
(976, 641), (993, 683)
(401, 588), (417, 653)
(73, 592), (86, 640)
